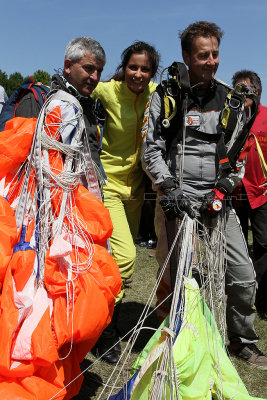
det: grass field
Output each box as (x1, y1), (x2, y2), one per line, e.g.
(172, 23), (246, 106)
(74, 245), (267, 400)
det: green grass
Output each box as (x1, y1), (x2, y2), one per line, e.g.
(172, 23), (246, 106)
(74, 245), (267, 399)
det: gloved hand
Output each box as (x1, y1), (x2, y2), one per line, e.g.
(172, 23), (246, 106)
(199, 188), (226, 216)
(160, 186), (195, 221)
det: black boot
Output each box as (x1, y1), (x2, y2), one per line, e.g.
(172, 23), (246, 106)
(91, 304), (121, 364)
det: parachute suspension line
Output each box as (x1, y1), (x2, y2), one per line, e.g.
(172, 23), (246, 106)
(33, 94), (82, 282)
(149, 210), (228, 400)
(149, 216), (194, 400)
(15, 123), (38, 231)
(13, 90), (97, 364)
(95, 217), (188, 400)
(141, 214), (227, 400)
(50, 210), (228, 400)
(196, 212), (227, 339)
(179, 94), (188, 189)
(40, 93), (96, 357)
(92, 158), (106, 193)
(189, 206), (227, 400)
(63, 204), (228, 400)
(1, 159), (27, 203)
(227, 106), (244, 152)
(169, 216), (194, 331)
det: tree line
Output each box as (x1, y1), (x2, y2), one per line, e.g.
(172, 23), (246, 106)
(0, 69), (51, 97)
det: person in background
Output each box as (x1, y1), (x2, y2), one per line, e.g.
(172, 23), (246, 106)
(91, 41), (160, 364)
(232, 70), (267, 319)
(135, 174), (157, 250)
(0, 85), (8, 114)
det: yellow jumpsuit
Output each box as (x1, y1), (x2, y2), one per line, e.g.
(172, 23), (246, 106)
(92, 80), (157, 302)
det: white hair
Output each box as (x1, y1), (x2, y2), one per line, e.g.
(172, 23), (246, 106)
(64, 37), (106, 64)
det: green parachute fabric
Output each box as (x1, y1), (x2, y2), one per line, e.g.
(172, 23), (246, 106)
(125, 278), (264, 400)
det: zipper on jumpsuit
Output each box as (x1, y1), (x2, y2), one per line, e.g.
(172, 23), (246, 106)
(126, 94), (141, 199)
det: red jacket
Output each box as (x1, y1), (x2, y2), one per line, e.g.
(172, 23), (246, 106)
(243, 103), (267, 209)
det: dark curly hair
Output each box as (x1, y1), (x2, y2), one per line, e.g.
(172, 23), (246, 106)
(179, 21), (224, 53)
(112, 41), (160, 81)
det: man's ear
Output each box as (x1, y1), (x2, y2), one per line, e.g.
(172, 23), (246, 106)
(182, 50), (190, 67)
(64, 58), (72, 75)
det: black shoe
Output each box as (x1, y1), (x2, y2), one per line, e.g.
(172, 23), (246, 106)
(228, 342), (267, 370)
(135, 235), (145, 245)
(257, 310), (267, 321)
(91, 332), (121, 364)
(255, 299), (267, 320)
(256, 303), (267, 320)
(138, 240), (148, 247)
(147, 239), (157, 249)
(91, 304), (121, 365)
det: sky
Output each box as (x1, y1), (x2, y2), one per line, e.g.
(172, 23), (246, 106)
(1, 0), (267, 103)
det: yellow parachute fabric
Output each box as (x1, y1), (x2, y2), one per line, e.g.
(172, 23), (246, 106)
(129, 279), (264, 400)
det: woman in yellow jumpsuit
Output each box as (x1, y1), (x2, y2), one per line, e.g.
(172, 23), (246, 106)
(91, 41), (160, 363)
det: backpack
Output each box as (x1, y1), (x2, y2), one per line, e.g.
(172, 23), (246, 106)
(0, 77), (50, 131)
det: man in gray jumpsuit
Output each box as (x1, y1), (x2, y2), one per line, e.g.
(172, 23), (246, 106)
(143, 21), (267, 369)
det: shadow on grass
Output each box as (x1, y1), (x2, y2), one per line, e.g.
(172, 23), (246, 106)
(119, 301), (160, 353)
(73, 302), (160, 399)
(72, 359), (103, 399)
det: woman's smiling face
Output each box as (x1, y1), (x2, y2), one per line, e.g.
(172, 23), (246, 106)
(124, 52), (152, 95)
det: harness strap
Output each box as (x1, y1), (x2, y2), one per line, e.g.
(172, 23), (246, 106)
(221, 89), (243, 143)
(162, 95), (177, 128)
(186, 127), (221, 143)
(217, 133), (232, 170)
(227, 96), (258, 167)
(186, 128), (232, 170)
(168, 62), (191, 95)
(220, 83), (260, 169)
(238, 134), (254, 162)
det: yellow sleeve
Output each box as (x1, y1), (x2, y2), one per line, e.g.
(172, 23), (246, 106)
(91, 81), (105, 101)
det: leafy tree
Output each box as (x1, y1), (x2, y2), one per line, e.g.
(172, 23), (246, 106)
(0, 69), (9, 92)
(32, 70), (51, 85)
(7, 72), (24, 96)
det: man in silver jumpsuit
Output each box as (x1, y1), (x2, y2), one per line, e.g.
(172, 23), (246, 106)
(143, 21), (267, 369)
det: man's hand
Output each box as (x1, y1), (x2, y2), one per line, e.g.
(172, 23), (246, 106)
(259, 182), (267, 196)
(160, 187), (195, 220)
(199, 188), (225, 216)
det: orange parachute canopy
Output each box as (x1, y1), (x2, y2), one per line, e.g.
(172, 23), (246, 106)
(0, 111), (121, 399)
(0, 117), (36, 180)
